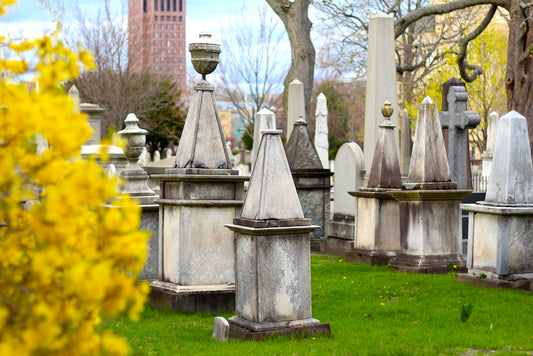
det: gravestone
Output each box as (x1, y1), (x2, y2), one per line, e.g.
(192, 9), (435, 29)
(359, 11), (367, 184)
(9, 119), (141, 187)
(460, 111), (533, 290)
(117, 114), (159, 280)
(212, 317), (229, 342)
(287, 79), (305, 141)
(322, 142), (365, 255)
(439, 84), (480, 189)
(481, 112), (499, 178)
(150, 33), (247, 312)
(252, 108), (276, 169)
(388, 97), (471, 273)
(285, 119), (333, 246)
(225, 129), (330, 340)
(347, 102), (401, 265)
(400, 108), (411, 176)
(315, 93), (329, 169)
(364, 12), (399, 172)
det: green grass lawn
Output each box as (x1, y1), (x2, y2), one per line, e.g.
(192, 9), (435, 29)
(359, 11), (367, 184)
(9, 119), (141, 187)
(105, 254), (533, 355)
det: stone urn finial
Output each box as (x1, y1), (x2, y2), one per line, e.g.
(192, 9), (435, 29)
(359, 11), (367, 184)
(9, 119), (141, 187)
(381, 101), (394, 119)
(118, 113), (148, 170)
(189, 32), (221, 80)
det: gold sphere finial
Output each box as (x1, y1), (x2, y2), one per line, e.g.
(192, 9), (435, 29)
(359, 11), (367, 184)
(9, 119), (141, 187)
(381, 101), (394, 118)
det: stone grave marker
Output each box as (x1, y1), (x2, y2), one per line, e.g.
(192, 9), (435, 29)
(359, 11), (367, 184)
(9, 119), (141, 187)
(287, 79), (305, 141)
(388, 97), (471, 273)
(460, 111), (533, 290)
(149, 32), (248, 313)
(225, 129), (330, 340)
(314, 92), (329, 169)
(322, 142), (365, 255)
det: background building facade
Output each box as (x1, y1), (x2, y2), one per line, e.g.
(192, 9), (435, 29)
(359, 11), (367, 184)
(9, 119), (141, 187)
(128, 0), (186, 83)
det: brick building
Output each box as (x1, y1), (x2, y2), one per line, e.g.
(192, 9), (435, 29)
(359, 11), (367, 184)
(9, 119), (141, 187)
(128, 0), (186, 83)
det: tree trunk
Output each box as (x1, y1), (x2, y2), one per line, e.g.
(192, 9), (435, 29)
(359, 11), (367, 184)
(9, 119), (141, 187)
(505, 0), (533, 158)
(266, 0), (315, 131)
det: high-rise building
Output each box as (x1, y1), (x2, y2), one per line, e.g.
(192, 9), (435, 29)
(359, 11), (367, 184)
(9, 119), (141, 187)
(128, 0), (186, 83)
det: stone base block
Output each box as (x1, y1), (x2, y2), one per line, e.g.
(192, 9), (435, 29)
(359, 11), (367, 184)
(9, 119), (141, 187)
(310, 237), (322, 252)
(345, 249), (397, 266)
(320, 237), (352, 255)
(228, 316), (331, 341)
(455, 273), (533, 292)
(326, 218), (355, 240)
(388, 254), (467, 274)
(149, 281), (235, 313)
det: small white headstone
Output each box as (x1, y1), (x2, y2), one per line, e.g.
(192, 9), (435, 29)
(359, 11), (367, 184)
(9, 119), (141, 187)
(315, 93), (329, 169)
(212, 316), (229, 342)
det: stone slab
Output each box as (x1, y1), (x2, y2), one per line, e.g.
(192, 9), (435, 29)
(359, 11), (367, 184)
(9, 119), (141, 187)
(320, 237), (353, 256)
(455, 273), (533, 292)
(149, 281), (235, 313)
(325, 218), (355, 240)
(229, 319), (331, 341)
(345, 249), (396, 266)
(389, 254), (467, 274)
(139, 205), (159, 281)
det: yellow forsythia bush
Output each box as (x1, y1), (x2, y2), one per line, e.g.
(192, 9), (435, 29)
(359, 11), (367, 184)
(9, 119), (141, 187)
(0, 2), (149, 355)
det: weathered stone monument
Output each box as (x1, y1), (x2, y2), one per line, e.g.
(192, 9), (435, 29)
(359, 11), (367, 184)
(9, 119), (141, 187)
(285, 118), (333, 246)
(225, 129), (330, 340)
(400, 108), (411, 176)
(150, 33), (247, 312)
(388, 97), (471, 273)
(315, 93), (329, 169)
(252, 108), (276, 168)
(322, 142), (365, 255)
(481, 111), (499, 178)
(439, 83), (480, 189)
(364, 12), (399, 171)
(347, 102), (402, 265)
(459, 111), (533, 290)
(287, 79), (305, 141)
(117, 113), (159, 280)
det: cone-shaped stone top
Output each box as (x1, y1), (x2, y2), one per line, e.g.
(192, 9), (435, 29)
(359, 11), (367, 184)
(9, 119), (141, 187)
(484, 110), (533, 205)
(173, 84), (231, 169)
(285, 120), (323, 170)
(407, 96), (452, 186)
(241, 130), (305, 220)
(367, 102), (402, 188)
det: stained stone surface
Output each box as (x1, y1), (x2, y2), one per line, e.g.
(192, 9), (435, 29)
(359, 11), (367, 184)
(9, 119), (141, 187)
(139, 206), (159, 280)
(400, 108), (411, 176)
(286, 121), (323, 170)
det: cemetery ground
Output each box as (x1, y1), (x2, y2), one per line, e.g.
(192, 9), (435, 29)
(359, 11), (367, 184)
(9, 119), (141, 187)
(105, 254), (533, 355)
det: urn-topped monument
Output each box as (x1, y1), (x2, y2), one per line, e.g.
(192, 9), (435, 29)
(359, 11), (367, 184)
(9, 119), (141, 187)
(150, 32), (247, 312)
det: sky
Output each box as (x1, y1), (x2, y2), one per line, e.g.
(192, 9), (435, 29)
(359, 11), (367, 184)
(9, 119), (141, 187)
(0, 0), (267, 43)
(0, 0), (280, 79)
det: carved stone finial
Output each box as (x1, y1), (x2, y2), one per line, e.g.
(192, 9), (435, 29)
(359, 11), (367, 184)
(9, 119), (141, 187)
(381, 101), (394, 119)
(189, 32), (221, 80)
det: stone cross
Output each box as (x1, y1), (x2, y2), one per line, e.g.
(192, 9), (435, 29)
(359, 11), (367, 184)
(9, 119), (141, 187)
(439, 86), (480, 189)
(314, 93), (329, 169)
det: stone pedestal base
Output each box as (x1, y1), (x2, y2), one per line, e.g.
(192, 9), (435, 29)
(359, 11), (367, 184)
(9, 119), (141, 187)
(388, 254), (466, 274)
(228, 316), (331, 341)
(321, 217), (355, 255)
(149, 281), (235, 313)
(139, 204), (159, 280)
(346, 249), (397, 266)
(455, 273), (533, 292)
